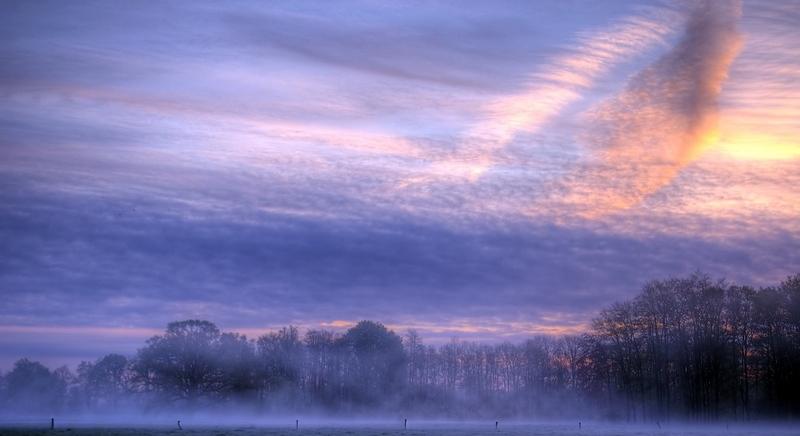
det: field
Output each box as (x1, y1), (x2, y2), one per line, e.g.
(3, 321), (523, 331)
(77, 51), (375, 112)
(1, 422), (799, 436)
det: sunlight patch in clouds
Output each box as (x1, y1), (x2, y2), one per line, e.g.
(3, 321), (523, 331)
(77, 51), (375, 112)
(716, 132), (800, 161)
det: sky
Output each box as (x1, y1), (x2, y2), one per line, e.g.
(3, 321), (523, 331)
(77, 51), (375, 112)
(1, 0), (799, 370)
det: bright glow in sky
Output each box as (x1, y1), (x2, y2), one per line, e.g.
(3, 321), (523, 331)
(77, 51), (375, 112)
(1, 0), (798, 370)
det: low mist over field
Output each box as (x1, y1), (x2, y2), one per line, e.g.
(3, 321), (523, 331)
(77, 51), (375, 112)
(3, 422), (800, 436)
(2, 0), (799, 432)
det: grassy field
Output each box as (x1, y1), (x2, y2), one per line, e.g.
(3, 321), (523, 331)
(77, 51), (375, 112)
(2, 422), (799, 436)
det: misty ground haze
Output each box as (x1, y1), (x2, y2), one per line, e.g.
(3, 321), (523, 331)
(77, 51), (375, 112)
(3, 422), (800, 436)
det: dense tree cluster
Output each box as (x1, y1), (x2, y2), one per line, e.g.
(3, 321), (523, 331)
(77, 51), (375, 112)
(1, 273), (798, 421)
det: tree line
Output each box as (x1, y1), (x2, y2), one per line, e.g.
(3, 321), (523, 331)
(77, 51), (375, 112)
(1, 273), (798, 421)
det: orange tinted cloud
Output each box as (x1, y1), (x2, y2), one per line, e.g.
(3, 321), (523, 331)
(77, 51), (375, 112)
(565, 0), (743, 218)
(322, 318), (588, 340)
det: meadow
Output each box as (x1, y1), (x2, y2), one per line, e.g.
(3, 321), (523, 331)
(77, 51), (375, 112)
(1, 422), (799, 436)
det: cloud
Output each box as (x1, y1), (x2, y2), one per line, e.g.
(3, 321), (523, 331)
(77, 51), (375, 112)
(1, 173), (796, 341)
(401, 5), (679, 184)
(225, 2), (554, 92)
(563, 0), (743, 217)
